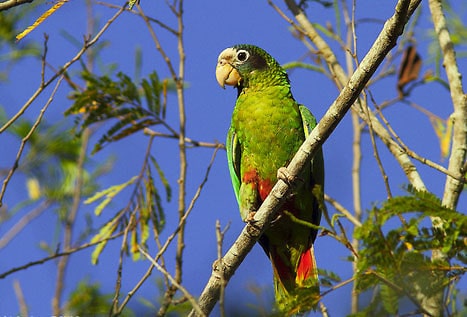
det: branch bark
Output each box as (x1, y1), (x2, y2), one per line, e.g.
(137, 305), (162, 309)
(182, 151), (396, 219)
(428, 0), (467, 214)
(0, 0), (34, 11)
(424, 1), (467, 316)
(189, 0), (417, 315)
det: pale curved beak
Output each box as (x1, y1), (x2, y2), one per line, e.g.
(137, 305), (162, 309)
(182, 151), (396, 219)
(216, 48), (241, 88)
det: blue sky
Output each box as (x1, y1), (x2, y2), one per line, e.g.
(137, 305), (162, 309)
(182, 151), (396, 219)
(0, 0), (466, 315)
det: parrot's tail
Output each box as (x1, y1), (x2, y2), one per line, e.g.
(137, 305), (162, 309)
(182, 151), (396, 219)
(271, 245), (320, 315)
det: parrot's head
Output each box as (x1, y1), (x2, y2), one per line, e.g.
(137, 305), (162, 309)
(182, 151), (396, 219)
(216, 44), (289, 91)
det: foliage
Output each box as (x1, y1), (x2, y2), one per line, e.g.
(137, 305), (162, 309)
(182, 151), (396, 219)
(354, 186), (467, 315)
(0, 109), (102, 216)
(66, 278), (133, 316)
(86, 152), (171, 264)
(66, 70), (170, 153)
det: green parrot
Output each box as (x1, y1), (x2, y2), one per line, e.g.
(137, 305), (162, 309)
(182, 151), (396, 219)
(216, 44), (324, 314)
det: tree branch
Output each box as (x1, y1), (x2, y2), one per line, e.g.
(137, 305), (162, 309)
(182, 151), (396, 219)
(424, 1), (467, 315)
(189, 0), (417, 315)
(428, 0), (467, 211)
(282, 0), (427, 192)
(0, 0), (34, 11)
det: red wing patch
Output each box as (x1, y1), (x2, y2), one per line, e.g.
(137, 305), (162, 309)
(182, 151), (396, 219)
(242, 169), (273, 201)
(258, 179), (273, 201)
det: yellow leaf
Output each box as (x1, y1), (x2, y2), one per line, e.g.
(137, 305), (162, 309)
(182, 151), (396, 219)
(84, 175), (138, 215)
(430, 116), (452, 160)
(16, 0), (69, 42)
(90, 219), (118, 265)
(130, 229), (140, 261)
(128, 0), (140, 10)
(26, 178), (41, 200)
(404, 241), (413, 251)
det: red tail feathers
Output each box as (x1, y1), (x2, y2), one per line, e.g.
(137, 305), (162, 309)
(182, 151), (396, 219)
(296, 248), (314, 286)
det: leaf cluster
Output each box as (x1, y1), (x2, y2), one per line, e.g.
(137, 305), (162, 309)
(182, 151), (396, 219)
(353, 186), (467, 315)
(87, 155), (171, 264)
(66, 70), (170, 153)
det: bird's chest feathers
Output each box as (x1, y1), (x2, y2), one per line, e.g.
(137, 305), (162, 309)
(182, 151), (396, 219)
(232, 88), (303, 180)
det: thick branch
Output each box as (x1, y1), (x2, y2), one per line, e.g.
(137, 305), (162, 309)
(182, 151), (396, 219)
(429, 0), (467, 210)
(189, 1), (416, 315)
(423, 1), (467, 316)
(289, 0), (426, 191)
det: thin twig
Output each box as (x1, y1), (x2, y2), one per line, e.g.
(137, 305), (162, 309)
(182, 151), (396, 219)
(95, 1), (178, 35)
(13, 279), (28, 317)
(363, 90), (393, 198)
(0, 231), (124, 280)
(375, 99), (466, 183)
(324, 194), (362, 227)
(319, 276), (356, 298)
(0, 76), (65, 206)
(143, 127), (223, 149)
(0, 200), (51, 249)
(215, 220), (230, 317)
(137, 4), (178, 80)
(138, 246), (206, 317)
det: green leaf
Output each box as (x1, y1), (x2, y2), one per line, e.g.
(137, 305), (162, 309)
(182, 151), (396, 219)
(150, 155), (172, 202)
(66, 70), (169, 153)
(380, 277), (399, 314)
(85, 176), (138, 216)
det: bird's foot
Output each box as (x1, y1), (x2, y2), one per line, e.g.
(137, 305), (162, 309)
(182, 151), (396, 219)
(244, 211), (257, 223)
(277, 167), (295, 184)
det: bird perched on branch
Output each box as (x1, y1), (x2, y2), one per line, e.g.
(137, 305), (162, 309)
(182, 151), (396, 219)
(216, 44), (324, 314)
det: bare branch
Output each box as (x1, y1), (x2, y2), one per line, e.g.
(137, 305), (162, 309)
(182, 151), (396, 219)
(215, 220), (230, 317)
(0, 76), (65, 206)
(428, 0), (467, 210)
(13, 279), (28, 316)
(0, 200), (51, 249)
(0, 0), (34, 11)
(0, 231), (124, 280)
(139, 246), (206, 317)
(324, 194), (362, 227)
(143, 127), (223, 149)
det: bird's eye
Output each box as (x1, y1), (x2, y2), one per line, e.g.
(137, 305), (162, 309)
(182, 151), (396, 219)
(236, 50), (249, 62)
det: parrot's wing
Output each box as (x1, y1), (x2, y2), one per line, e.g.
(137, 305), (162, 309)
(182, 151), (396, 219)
(298, 104), (317, 136)
(226, 125), (241, 203)
(299, 105), (324, 185)
(299, 104), (324, 226)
